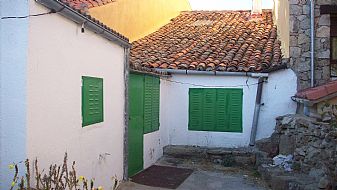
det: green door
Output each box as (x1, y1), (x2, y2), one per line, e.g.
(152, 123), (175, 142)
(128, 74), (144, 176)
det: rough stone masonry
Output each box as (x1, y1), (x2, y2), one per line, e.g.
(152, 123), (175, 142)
(257, 114), (337, 189)
(288, 0), (337, 90)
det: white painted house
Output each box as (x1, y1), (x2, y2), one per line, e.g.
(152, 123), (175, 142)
(0, 0), (130, 188)
(129, 10), (297, 175)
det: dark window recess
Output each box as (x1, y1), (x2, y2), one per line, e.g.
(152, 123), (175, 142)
(188, 88), (243, 133)
(82, 76), (104, 127)
(331, 15), (337, 77)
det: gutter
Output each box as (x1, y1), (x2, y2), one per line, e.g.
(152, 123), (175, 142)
(36, 0), (131, 48)
(292, 91), (337, 107)
(249, 77), (266, 146)
(154, 69), (269, 78)
(310, 0), (315, 87)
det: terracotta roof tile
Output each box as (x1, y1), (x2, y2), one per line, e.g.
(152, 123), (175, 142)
(295, 80), (337, 101)
(130, 11), (286, 73)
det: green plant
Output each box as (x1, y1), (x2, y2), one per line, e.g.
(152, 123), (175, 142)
(9, 153), (120, 190)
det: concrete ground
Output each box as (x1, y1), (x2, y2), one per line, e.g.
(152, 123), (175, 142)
(118, 154), (270, 190)
(118, 170), (269, 190)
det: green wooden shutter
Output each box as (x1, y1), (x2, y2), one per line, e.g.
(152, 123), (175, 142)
(151, 77), (160, 131)
(202, 89), (216, 131)
(82, 76), (104, 127)
(188, 88), (203, 130)
(189, 88), (242, 132)
(227, 89), (243, 132)
(215, 89), (229, 131)
(143, 75), (153, 133)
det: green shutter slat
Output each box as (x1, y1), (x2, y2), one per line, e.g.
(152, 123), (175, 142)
(202, 89), (216, 131)
(188, 88), (242, 133)
(228, 89), (243, 132)
(215, 89), (229, 131)
(151, 77), (160, 131)
(189, 88), (203, 131)
(82, 76), (104, 127)
(143, 75), (153, 133)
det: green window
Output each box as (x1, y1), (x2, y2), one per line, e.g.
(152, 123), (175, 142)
(143, 75), (160, 134)
(189, 88), (243, 132)
(82, 76), (104, 127)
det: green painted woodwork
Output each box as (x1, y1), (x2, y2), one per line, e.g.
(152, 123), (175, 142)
(151, 77), (160, 131)
(188, 88), (243, 132)
(143, 75), (153, 134)
(143, 75), (160, 134)
(128, 74), (144, 176)
(128, 73), (160, 176)
(82, 76), (104, 127)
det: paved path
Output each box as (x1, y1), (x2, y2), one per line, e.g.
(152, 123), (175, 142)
(118, 170), (269, 190)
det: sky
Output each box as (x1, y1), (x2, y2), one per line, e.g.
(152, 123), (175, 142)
(188, 0), (274, 10)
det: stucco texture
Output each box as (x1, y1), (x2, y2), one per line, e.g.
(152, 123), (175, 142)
(27, 2), (126, 188)
(0, 0), (29, 188)
(89, 0), (191, 42)
(273, 0), (290, 58)
(159, 69), (297, 148)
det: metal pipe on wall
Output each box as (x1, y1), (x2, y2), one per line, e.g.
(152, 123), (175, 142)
(154, 69), (269, 78)
(249, 77), (265, 146)
(310, 0), (315, 87)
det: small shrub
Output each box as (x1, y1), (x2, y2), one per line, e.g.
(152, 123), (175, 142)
(9, 153), (120, 190)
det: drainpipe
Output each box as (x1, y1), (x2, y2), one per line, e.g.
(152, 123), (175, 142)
(310, 0), (315, 87)
(123, 48), (130, 181)
(249, 77), (265, 146)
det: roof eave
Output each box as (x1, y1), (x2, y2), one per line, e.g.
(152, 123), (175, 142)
(37, 0), (131, 48)
(293, 91), (337, 106)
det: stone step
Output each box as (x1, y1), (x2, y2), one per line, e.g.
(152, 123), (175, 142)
(163, 145), (256, 167)
(258, 164), (319, 190)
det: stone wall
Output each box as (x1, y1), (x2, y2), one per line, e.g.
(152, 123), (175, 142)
(275, 114), (337, 189)
(288, 0), (337, 90)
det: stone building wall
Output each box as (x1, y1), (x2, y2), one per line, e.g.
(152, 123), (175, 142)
(288, 0), (337, 90)
(275, 115), (337, 189)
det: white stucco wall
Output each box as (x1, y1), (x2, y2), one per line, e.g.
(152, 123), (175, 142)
(143, 117), (169, 168)
(160, 69), (297, 148)
(257, 69), (297, 140)
(143, 131), (162, 169)
(0, 1), (29, 188)
(27, 2), (126, 188)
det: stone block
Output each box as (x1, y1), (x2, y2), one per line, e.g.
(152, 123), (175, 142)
(319, 14), (330, 26)
(290, 36), (298, 46)
(300, 18), (311, 30)
(297, 60), (311, 72)
(298, 33), (309, 44)
(279, 135), (295, 155)
(316, 0), (332, 5)
(318, 176), (330, 189)
(290, 47), (301, 57)
(317, 50), (330, 58)
(290, 5), (303, 15)
(316, 26), (330, 38)
(303, 5), (310, 15)
(290, 17), (300, 33)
